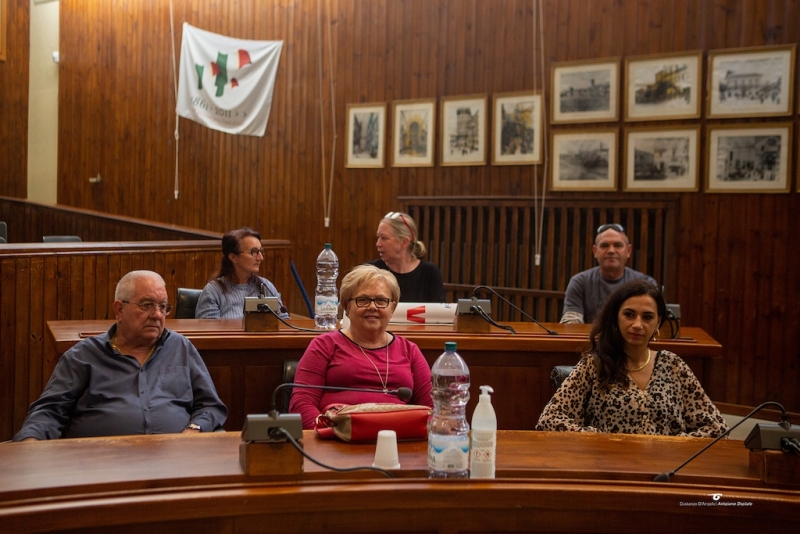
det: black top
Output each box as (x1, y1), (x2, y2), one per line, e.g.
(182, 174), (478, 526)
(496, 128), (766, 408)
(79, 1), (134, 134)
(367, 259), (446, 303)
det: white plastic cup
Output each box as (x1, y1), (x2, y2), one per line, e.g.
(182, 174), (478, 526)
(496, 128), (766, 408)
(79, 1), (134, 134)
(372, 430), (401, 469)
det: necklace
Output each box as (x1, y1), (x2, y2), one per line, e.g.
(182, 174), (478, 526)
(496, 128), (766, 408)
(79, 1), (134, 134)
(112, 335), (157, 366)
(627, 349), (652, 373)
(350, 331), (390, 393)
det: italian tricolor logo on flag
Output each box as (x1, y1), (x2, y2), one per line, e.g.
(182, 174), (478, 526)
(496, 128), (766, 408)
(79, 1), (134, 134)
(196, 49), (252, 97)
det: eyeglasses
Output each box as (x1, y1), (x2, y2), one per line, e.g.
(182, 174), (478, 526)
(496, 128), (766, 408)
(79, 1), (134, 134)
(596, 223), (624, 234)
(121, 300), (173, 316)
(238, 247), (265, 258)
(352, 297), (392, 308)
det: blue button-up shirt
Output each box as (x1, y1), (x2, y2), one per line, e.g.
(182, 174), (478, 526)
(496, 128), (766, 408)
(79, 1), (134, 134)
(13, 325), (227, 440)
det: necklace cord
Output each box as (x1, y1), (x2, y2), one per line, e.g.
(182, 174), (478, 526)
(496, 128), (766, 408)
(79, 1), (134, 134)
(349, 331), (390, 392)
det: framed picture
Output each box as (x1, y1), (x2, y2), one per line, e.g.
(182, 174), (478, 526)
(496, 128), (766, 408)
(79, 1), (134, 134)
(440, 94), (487, 166)
(491, 91), (543, 165)
(624, 51), (702, 121)
(623, 126), (699, 192)
(706, 123), (791, 193)
(550, 129), (617, 191)
(391, 99), (435, 167)
(0, 0), (7, 62)
(707, 45), (796, 118)
(345, 102), (386, 168)
(551, 58), (619, 124)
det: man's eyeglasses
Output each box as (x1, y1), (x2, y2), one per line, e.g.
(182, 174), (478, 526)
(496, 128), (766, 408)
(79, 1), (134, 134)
(238, 247), (265, 258)
(352, 297), (392, 308)
(121, 300), (173, 315)
(596, 223), (624, 234)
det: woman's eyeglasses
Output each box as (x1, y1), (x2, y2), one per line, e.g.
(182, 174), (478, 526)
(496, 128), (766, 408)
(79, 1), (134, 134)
(238, 247), (265, 258)
(352, 297), (392, 308)
(596, 223), (624, 234)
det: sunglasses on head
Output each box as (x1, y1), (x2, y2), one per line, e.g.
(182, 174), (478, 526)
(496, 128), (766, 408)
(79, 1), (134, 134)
(596, 223), (624, 234)
(384, 212), (415, 242)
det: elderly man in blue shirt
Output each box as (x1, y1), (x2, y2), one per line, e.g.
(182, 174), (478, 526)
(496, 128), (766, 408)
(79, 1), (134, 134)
(13, 270), (227, 441)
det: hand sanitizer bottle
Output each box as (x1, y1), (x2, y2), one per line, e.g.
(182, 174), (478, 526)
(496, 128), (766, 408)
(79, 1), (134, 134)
(470, 385), (497, 479)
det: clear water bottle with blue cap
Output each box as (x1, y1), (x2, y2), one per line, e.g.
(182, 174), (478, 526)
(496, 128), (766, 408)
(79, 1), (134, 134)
(427, 341), (470, 478)
(314, 243), (339, 329)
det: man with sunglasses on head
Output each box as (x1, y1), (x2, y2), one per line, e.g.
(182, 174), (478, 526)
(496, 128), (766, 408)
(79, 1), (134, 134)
(559, 224), (657, 325)
(13, 270), (227, 441)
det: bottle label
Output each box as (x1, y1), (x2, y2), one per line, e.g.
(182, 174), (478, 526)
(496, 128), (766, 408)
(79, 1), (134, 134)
(315, 295), (338, 315)
(470, 430), (496, 478)
(427, 434), (469, 472)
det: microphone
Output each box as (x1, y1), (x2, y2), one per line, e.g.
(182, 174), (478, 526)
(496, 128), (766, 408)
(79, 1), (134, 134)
(473, 285), (559, 335)
(242, 382), (415, 443)
(260, 282), (268, 298)
(654, 401), (797, 482)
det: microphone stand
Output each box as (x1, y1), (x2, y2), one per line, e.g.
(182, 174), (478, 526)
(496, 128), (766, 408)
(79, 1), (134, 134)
(473, 285), (559, 335)
(654, 401), (788, 482)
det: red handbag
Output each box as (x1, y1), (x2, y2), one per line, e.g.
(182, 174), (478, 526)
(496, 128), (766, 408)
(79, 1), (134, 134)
(314, 403), (431, 442)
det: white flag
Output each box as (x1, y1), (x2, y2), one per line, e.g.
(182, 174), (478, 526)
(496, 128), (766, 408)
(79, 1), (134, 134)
(176, 23), (283, 136)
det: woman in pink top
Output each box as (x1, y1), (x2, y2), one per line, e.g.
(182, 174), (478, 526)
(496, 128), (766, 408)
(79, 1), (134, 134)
(289, 264), (433, 429)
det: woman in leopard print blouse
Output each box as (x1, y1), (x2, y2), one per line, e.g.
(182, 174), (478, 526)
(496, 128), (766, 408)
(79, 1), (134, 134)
(536, 280), (727, 437)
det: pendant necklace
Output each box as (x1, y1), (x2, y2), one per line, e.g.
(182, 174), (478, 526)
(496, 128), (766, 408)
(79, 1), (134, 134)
(352, 332), (390, 393)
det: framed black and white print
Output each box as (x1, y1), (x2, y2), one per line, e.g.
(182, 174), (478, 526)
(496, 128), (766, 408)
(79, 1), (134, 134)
(551, 58), (619, 124)
(624, 126), (699, 192)
(708, 45), (796, 118)
(345, 102), (386, 168)
(624, 51), (702, 121)
(392, 99), (435, 167)
(440, 94), (487, 166)
(550, 129), (617, 191)
(491, 91), (543, 165)
(706, 123), (791, 193)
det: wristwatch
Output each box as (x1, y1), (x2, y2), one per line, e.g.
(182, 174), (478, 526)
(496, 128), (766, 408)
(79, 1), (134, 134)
(186, 423), (202, 432)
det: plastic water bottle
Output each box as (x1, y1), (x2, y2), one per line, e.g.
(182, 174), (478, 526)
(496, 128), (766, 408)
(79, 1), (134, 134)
(428, 341), (470, 478)
(470, 385), (497, 479)
(314, 243), (339, 329)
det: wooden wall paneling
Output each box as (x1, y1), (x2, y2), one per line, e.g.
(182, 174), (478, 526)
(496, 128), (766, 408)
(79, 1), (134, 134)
(0, 259), (16, 438)
(756, 196), (776, 402)
(716, 196), (738, 404)
(738, 199), (760, 405)
(519, 206), (531, 292)
(0, 0), (30, 200)
(27, 257), (45, 415)
(12, 259), (30, 433)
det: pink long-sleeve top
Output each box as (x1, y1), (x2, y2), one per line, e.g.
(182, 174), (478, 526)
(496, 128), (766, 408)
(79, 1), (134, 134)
(288, 330), (433, 429)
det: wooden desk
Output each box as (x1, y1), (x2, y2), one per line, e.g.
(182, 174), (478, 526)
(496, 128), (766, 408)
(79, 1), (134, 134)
(45, 320), (722, 432)
(0, 431), (797, 533)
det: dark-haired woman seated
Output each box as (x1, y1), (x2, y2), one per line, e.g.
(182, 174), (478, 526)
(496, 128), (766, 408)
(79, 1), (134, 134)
(536, 279), (727, 438)
(196, 227), (289, 319)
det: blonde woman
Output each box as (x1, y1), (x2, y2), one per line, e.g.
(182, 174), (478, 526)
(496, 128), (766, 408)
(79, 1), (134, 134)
(368, 211), (445, 302)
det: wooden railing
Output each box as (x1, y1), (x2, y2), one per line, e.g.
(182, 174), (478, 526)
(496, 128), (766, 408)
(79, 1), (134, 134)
(0, 196), (222, 243)
(402, 197), (677, 322)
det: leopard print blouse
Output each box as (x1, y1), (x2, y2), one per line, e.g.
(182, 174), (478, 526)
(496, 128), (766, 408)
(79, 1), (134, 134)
(536, 350), (728, 438)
